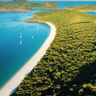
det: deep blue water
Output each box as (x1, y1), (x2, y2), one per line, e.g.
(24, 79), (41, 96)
(0, 1), (96, 88)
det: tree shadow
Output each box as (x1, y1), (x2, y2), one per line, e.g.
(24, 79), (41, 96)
(57, 61), (96, 96)
(68, 60), (96, 96)
(73, 61), (96, 85)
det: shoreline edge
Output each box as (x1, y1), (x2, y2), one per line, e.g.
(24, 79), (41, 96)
(0, 22), (56, 96)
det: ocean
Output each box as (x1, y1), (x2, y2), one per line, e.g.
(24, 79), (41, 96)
(0, 11), (51, 88)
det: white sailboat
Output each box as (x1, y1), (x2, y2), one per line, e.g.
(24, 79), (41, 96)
(20, 34), (22, 39)
(32, 36), (34, 39)
(19, 40), (22, 45)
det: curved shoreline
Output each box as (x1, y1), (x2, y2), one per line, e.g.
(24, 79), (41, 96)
(0, 22), (56, 96)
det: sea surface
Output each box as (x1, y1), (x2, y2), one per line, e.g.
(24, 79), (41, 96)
(85, 12), (96, 16)
(0, 1), (96, 88)
(0, 11), (51, 88)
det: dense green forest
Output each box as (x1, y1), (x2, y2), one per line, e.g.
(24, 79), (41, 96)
(66, 5), (96, 12)
(12, 9), (96, 96)
(0, 0), (59, 11)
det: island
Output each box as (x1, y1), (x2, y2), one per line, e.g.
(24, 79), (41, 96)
(65, 5), (96, 12)
(0, 0), (60, 12)
(12, 9), (96, 95)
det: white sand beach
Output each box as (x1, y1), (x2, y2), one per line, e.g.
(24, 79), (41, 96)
(0, 22), (56, 96)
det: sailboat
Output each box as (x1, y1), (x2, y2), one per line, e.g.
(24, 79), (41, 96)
(20, 33), (22, 39)
(32, 36), (34, 39)
(19, 40), (22, 45)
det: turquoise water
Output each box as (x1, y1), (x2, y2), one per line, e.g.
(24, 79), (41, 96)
(54, 1), (96, 9)
(85, 12), (96, 16)
(0, 1), (96, 88)
(0, 11), (51, 88)
(31, 1), (96, 9)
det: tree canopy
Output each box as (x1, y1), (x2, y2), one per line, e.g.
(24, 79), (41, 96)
(12, 9), (96, 96)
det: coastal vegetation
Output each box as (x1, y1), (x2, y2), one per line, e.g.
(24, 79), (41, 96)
(12, 9), (96, 95)
(0, 0), (59, 11)
(66, 5), (96, 12)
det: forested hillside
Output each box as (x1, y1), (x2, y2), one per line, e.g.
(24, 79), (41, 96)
(12, 9), (96, 96)
(0, 0), (59, 11)
(66, 5), (96, 12)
